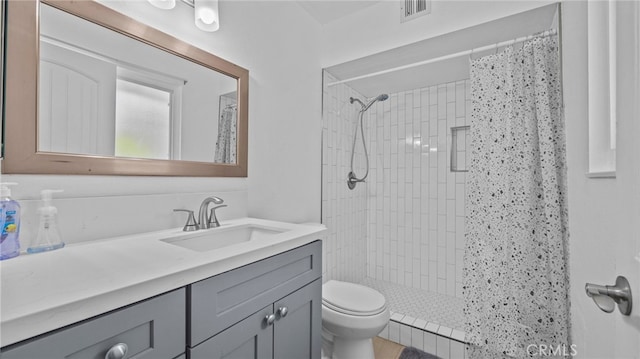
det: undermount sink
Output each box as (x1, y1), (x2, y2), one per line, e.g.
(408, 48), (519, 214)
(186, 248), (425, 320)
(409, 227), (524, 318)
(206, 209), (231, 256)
(160, 224), (287, 252)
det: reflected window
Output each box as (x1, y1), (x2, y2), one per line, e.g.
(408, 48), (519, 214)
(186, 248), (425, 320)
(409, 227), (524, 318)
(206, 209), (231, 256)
(115, 79), (171, 159)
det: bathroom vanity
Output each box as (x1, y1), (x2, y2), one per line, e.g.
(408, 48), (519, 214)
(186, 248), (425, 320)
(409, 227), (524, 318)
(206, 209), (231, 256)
(0, 218), (324, 359)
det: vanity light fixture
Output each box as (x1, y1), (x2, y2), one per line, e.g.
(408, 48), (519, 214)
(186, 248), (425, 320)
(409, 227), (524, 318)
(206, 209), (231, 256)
(148, 0), (219, 32)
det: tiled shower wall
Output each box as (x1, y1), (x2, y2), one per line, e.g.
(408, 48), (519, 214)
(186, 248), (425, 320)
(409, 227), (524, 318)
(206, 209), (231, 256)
(321, 71), (368, 283)
(322, 70), (471, 299)
(365, 80), (471, 298)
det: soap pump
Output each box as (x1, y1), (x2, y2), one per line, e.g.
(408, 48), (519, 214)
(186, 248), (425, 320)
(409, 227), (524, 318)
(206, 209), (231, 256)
(28, 189), (65, 253)
(0, 183), (21, 260)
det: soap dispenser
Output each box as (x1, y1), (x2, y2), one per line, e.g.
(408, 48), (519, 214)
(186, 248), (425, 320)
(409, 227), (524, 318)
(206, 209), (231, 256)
(27, 189), (65, 253)
(0, 183), (21, 260)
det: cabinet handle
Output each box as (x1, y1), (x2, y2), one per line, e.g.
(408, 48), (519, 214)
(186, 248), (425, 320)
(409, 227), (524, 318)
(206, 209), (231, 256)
(265, 313), (276, 326)
(104, 343), (128, 359)
(277, 306), (288, 318)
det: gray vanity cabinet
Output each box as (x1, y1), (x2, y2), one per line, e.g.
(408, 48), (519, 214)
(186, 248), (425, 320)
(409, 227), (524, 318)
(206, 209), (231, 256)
(188, 241), (322, 359)
(0, 241), (322, 359)
(0, 288), (186, 359)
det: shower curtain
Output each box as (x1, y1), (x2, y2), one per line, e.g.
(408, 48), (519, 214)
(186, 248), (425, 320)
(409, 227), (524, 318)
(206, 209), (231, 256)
(214, 106), (237, 163)
(463, 34), (570, 358)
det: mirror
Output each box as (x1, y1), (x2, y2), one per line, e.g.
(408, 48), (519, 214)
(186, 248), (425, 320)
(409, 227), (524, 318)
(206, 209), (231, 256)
(3, 0), (248, 176)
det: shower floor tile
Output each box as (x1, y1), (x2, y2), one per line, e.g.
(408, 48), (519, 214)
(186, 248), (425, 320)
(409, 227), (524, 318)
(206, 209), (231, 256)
(360, 277), (465, 332)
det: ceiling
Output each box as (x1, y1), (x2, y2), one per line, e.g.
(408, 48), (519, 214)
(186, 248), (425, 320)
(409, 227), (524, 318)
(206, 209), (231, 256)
(324, 3), (559, 97)
(296, 0), (381, 25)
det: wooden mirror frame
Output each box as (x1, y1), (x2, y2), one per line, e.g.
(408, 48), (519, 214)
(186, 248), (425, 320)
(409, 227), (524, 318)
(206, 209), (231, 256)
(3, 0), (249, 177)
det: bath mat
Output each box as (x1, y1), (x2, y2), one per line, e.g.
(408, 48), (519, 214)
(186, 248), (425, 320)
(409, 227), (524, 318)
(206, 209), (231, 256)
(398, 346), (441, 359)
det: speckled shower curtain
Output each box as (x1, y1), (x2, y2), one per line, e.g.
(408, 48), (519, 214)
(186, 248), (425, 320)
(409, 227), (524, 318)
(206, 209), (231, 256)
(463, 34), (570, 358)
(214, 107), (237, 163)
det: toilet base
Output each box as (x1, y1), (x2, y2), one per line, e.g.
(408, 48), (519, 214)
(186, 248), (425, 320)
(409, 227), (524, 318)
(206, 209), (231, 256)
(332, 337), (374, 359)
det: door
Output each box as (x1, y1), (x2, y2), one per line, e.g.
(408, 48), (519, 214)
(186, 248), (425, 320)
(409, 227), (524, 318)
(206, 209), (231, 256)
(273, 279), (322, 359)
(189, 305), (273, 359)
(563, 1), (640, 358)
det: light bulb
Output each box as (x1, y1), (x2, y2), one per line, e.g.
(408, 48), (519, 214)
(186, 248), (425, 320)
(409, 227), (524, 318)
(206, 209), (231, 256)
(199, 9), (216, 25)
(194, 0), (219, 32)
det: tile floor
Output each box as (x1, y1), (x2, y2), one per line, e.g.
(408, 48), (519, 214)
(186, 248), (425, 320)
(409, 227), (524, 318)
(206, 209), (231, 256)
(361, 278), (465, 331)
(362, 278), (468, 358)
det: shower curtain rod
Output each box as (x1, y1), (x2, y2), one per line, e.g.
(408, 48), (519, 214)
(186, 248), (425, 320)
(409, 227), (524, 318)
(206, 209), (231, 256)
(326, 29), (558, 87)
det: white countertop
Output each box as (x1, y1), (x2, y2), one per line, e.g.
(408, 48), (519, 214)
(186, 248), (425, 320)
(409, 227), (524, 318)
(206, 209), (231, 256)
(0, 217), (326, 347)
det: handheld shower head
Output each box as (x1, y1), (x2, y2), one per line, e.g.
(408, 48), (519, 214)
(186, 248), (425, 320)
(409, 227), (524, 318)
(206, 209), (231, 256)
(350, 94), (389, 112)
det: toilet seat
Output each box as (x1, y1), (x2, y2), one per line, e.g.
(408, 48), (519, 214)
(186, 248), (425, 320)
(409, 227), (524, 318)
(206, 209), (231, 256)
(322, 280), (387, 316)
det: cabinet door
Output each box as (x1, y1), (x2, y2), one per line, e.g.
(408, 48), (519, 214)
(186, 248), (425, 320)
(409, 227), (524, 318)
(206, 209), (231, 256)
(1, 289), (186, 359)
(189, 241), (322, 346)
(273, 279), (322, 359)
(189, 305), (273, 359)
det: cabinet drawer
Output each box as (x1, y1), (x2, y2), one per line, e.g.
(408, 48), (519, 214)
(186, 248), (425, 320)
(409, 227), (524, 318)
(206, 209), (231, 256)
(189, 241), (321, 346)
(1, 288), (186, 359)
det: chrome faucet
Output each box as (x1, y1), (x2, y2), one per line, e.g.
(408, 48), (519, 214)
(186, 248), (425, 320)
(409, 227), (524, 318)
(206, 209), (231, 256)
(198, 196), (226, 229)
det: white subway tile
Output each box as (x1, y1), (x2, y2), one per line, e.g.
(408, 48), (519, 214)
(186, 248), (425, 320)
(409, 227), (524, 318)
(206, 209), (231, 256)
(437, 336), (451, 359)
(451, 340), (465, 359)
(455, 82), (466, 117)
(456, 250), (464, 280)
(389, 321), (400, 343)
(447, 265), (456, 296)
(390, 312), (405, 322)
(429, 261), (438, 291)
(400, 324), (413, 346)
(451, 329), (466, 342)
(438, 278), (446, 294)
(414, 318), (428, 330)
(447, 236), (456, 263)
(379, 323), (389, 340)
(412, 327), (425, 351)
(446, 83), (456, 102)
(401, 315), (416, 326)
(424, 332), (437, 354)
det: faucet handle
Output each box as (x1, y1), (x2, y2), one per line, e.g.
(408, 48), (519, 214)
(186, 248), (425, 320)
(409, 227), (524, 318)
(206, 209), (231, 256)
(173, 209), (199, 232)
(209, 205), (227, 228)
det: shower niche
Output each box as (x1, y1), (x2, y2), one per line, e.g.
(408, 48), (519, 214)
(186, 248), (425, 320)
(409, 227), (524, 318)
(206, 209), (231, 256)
(450, 125), (469, 172)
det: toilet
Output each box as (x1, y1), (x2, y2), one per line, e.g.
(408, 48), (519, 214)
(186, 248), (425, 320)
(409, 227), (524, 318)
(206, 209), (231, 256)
(321, 280), (390, 359)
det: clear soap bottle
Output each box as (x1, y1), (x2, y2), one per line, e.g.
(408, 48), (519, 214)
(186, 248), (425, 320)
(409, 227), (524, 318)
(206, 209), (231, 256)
(0, 183), (21, 260)
(28, 189), (65, 253)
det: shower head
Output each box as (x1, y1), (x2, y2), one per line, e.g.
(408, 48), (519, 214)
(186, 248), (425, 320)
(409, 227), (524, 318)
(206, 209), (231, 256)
(350, 94), (389, 112)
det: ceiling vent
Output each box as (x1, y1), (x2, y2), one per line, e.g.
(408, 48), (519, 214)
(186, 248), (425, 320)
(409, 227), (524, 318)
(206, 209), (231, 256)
(401, 0), (431, 22)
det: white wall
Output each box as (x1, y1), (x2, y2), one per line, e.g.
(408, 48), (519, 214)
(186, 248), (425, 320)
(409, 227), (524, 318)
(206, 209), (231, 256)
(4, 0), (324, 248)
(98, 1), (324, 225)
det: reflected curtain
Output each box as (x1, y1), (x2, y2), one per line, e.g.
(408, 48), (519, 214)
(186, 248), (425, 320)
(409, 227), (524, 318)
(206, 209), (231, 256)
(463, 34), (570, 358)
(214, 106), (237, 163)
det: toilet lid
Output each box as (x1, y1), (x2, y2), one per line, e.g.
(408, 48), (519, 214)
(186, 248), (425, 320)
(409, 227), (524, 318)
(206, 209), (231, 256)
(322, 280), (387, 316)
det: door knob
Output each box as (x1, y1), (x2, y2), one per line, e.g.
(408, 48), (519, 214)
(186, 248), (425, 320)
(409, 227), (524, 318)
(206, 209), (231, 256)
(585, 276), (632, 315)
